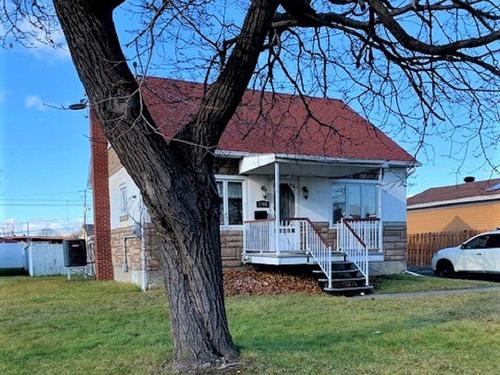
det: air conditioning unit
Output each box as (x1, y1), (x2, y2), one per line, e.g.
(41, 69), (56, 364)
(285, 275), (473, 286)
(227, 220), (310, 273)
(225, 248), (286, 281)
(63, 239), (87, 267)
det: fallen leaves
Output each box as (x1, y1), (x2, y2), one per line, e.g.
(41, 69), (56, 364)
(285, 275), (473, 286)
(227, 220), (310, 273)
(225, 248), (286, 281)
(223, 267), (322, 296)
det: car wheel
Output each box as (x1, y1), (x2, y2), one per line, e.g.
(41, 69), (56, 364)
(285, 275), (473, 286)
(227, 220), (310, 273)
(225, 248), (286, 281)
(436, 260), (455, 278)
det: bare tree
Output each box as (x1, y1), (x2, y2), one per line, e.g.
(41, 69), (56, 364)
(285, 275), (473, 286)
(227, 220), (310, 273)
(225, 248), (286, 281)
(2, 0), (498, 372)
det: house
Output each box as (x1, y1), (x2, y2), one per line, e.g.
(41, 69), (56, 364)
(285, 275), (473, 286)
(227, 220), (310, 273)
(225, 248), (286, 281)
(89, 77), (417, 292)
(407, 177), (500, 234)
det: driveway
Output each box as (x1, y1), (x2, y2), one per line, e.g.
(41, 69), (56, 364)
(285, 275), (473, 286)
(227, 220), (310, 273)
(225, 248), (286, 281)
(355, 285), (500, 300)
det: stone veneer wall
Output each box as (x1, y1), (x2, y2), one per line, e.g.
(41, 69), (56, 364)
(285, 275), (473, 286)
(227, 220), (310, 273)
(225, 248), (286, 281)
(382, 222), (407, 262)
(370, 221), (407, 275)
(110, 225), (242, 286)
(220, 230), (243, 266)
(110, 220), (407, 285)
(311, 222), (338, 250)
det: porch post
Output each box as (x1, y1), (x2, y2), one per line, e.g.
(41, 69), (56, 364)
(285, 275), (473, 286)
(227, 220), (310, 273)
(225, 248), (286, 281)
(377, 167), (384, 253)
(274, 161), (280, 255)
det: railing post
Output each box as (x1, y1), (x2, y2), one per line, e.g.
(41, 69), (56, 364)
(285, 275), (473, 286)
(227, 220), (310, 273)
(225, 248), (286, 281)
(365, 245), (369, 286)
(378, 219), (383, 253)
(274, 162), (280, 255)
(328, 245), (332, 289)
(243, 222), (247, 257)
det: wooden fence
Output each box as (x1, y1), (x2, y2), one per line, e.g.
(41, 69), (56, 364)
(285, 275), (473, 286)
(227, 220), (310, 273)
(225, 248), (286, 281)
(407, 230), (480, 266)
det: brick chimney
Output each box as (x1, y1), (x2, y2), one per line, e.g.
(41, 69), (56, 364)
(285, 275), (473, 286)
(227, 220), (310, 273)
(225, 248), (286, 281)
(90, 110), (114, 280)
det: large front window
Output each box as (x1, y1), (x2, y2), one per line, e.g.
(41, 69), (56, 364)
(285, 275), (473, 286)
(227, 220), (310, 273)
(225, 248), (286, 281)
(217, 179), (243, 226)
(331, 183), (378, 224)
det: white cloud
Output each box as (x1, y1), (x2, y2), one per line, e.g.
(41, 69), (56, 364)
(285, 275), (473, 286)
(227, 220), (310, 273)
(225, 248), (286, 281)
(1, 217), (83, 237)
(25, 95), (47, 111)
(16, 19), (70, 61)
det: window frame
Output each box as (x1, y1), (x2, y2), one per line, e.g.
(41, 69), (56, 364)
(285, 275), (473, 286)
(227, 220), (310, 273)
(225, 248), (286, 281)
(329, 180), (379, 227)
(215, 175), (245, 229)
(119, 184), (128, 215)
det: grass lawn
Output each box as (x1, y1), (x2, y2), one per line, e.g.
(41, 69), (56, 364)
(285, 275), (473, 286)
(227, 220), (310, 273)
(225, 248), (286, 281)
(1, 276), (499, 375)
(372, 274), (499, 294)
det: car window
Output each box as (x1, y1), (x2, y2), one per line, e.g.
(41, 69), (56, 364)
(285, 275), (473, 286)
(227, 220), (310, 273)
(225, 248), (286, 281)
(463, 235), (490, 249)
(485, 234), (500, 248)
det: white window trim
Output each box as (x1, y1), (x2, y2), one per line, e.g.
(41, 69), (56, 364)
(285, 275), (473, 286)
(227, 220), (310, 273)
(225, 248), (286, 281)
(216, 176), (245, 230)
(119, 184), (128, 215)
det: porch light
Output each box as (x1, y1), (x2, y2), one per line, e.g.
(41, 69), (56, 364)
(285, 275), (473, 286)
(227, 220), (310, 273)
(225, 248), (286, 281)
(261, 185), (268, 199)
(302, 186), (309, 200)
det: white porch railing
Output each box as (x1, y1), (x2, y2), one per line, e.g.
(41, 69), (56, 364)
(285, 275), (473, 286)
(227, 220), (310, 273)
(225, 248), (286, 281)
(301, 219), (332, 289)
(243, 219), (276, 253)
(243, 218), (333, 288)
(342, 218), (382, 251)
(337, 218), (369, 285)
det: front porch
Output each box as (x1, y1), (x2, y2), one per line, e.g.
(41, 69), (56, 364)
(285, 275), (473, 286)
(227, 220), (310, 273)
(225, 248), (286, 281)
(242, 215), (382, 287)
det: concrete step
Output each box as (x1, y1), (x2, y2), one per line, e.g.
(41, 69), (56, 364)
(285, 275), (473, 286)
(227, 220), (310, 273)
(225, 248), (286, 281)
(323, 285), (374, 293)
(331, 269), (359, 273)
(318, 277), (366, 283)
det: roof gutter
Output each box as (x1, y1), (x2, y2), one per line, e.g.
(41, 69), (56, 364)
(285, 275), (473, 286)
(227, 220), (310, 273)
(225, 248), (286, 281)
(408, 193), (500, 210)
(216, 150), (418, 167)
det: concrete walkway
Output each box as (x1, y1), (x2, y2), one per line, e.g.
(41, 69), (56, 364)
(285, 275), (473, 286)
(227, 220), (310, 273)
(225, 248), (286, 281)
(354, 286), (500, 300)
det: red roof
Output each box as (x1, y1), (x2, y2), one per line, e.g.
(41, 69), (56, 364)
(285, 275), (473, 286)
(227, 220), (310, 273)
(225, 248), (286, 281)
(140, 77), (414, 162)
(408, 178), (500, 206)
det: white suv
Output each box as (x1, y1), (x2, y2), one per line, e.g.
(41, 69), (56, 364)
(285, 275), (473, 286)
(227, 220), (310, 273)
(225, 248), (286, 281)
(431, 230), (500, 277)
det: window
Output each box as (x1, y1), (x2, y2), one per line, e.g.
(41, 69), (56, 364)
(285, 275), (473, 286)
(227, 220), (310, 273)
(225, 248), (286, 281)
(486, 234), (500, 248)
(346, 185), (361, 218)
(331, 183), (378, 224)
(463, 235), (489, 249)
(228, 182), (243, 225)
(217, 179), (243, 227)
(332, 185), (346, 223)
(216, 182), (224, 225)
(464, 234), (500, 249)
(119, 185), (128, 214)
(362, 185), (377, 218)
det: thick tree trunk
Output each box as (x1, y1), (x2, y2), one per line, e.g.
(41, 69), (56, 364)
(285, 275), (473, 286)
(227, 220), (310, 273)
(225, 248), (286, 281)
(154, 183), (239, 370)
(53, 0), (277, 371)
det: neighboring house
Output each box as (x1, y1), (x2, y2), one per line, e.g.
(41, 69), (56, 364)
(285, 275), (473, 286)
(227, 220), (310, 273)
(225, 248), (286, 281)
(90, 77), (417, 291)
(407, 177), (500, 234)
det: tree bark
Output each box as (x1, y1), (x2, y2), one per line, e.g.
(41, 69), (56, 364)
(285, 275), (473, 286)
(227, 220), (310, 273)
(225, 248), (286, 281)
(52, 0), (277, 371)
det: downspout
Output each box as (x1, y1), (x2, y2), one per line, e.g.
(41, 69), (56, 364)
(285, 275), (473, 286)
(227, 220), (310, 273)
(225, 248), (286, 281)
(122, 235), (136, 273)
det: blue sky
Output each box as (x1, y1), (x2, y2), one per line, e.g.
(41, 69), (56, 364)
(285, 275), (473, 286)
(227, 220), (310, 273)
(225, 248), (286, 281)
(0, 10), (498, 236)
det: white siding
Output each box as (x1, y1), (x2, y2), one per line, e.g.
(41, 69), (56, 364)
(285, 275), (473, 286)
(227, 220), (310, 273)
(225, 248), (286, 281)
(380, 168), (407, 222)
(109, 168), (143, 230)
(109, 166), (407, 227)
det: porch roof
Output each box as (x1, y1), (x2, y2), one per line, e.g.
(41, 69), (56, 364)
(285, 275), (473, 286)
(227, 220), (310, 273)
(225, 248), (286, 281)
(238, 153), (409, 176)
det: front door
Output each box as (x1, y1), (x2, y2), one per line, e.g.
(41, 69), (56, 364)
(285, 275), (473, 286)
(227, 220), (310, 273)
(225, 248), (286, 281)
(280, 183), (295, 219)
(278, 183), (298, 251)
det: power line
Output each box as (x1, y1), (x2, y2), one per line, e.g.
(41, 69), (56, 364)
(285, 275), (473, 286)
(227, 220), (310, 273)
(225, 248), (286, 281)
(0, 189), (89, 197)
(0, 204), (84, 207)
(0, 217), (84, 224)
(0, 198), (83, 202)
